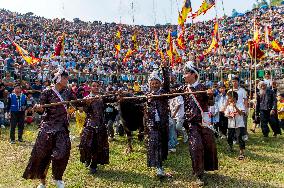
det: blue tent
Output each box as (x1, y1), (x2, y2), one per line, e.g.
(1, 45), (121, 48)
(260, 5), (269, 9)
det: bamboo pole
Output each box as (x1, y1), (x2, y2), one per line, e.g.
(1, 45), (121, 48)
(39, 91), (207, 108)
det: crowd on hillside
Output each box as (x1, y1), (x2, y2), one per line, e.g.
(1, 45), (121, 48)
(0, 6), (283, 83)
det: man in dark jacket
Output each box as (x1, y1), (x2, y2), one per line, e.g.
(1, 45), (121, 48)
(256, 81), (281, 137)
(7, 84), (27, 143)
(104, 103), (118, 140)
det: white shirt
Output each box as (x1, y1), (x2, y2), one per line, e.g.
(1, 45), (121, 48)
(225, 103), (245, 128)
(229, 87), (247, 112)
(236, 87), (247, 112)
(169, 96), (185, 119)
(216, 94), (227, 112)
(141, 84), (149, 92)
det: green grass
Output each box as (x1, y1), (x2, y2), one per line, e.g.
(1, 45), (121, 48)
(0, 122), (284, 188)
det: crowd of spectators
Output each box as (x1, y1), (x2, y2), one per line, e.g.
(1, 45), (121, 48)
(0, 6), (283, 84)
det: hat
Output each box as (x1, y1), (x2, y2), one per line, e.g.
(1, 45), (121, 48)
(183, 61), (200, 82)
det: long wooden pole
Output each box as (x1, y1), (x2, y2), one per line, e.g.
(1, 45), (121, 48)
(39, 91), (207, 108)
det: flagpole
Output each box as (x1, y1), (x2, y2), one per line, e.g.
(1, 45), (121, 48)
(131, 1), (135, 25)
(214, 0), (222, 82)
(221, 0), (225, 17)
(253, 12), (258, 117)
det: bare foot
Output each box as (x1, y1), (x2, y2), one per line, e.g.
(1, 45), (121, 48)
(124, 146), (133, 154)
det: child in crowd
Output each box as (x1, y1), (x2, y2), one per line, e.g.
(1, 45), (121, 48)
(25, 106), (34, 125)
(277, 93), (284, 131)
(0, 100), (4, 128)
(225, 91), (246, 160)
(75, 106), (86, 137)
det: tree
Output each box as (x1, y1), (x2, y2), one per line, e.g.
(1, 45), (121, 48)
(271, 0), (282, 6)
(260, 0), (268, 6)
(253, 0), (269, 8)
(73, 18), (81, 23)
(232, 9), (238, 17)
(25, 12), (34, 17)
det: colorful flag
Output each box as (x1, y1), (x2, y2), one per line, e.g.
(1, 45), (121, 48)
(173, 42), (182, 64)
(213, 21), (218, 37)
(123, 49), (134, 63)
(248, 40), (265, 59)
(192, 0), (215, 19)
(13, 41), (41, 65)
(114, 44), (121, 58)
(131, 32), (138, 50)
(204, 37), (218, 55)
(204, 21), (219, 55)
(178, 0), (192, 26)
(253, 23), (260, 47)
(154, 30), (165, 61)
(177, 25), (186, 50)
(264, 25), (284, 53)
(53, 34), (65, 57)
(114, 29), (121, 58)
(122, 31), (138, 62)
(154, 30), (160, 54)
(116, 30), (121, 38)
(166, 30), (174, 64)
(270, 40), (284, 53)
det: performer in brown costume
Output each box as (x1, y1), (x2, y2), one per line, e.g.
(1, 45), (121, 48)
(144, 61), (171, 177)
(23, 68), (76, 188)
(174, 61), (218, 186)
(79, 81), (115, 174)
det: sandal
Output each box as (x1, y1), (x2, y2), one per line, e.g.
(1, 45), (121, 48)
(238, 154), (245, 160)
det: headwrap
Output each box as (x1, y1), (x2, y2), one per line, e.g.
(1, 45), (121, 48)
(258, 81), (266, 90)
(183, 61), (200, 82)
(148, 71), (162, 84)
(52, 66), (67, 84)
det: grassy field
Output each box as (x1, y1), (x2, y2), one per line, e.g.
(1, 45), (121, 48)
(0, 121), (283, 188)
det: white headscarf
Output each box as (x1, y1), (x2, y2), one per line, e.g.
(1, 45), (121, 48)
(52, 66), (65, 84)
(183, 61), (200, 83)
(148, 71), (162, 84)
(258, 81), (267, 90)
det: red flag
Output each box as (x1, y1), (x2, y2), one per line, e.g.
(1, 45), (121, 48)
(114, 29), (121, 58)
(178, 0), (192, 26)
(191, 0), (215, 19)
(13, 41), (41, 65)
(177, 25), (186, 50)
(53, 34), (65, 57)
(204, 21), (219, 55)
(248, 40), (265, 59)
(166, 30), (174, 65)
(270, 40), (284, 53)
